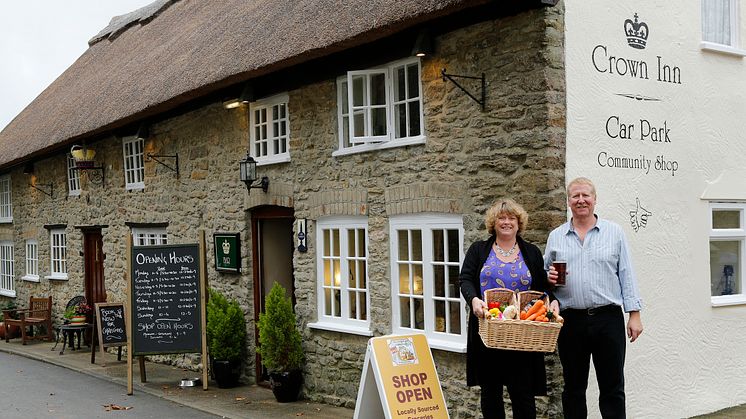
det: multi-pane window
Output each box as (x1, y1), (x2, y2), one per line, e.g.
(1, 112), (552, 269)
(390, 214), (466, 351)
(49, 229), (67, 279)
(67, 154), (81, 196)
(336, 58), (424, 154)
(0, 241), (14, 297)
(123, 136), (145, 190)
(702, 0), (741, 48)
(312, 217), (370, 335)
(0, 175), (11, 223)
(23, 240), (39, 282)
(710, 203), (746, 305)
(132, 227), (168, 246)
(250, 93), (290, 165)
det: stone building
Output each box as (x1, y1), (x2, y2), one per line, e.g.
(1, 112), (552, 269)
(0, 0), (566, 417)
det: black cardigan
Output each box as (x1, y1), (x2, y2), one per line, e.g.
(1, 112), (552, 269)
(459, 234), (550, 392)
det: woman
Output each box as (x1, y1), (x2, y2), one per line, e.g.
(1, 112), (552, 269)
(459, 198), (558, 419)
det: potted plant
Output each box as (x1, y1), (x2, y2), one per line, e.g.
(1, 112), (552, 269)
(257, 283), (304, 402)
(0, 301), (19, 339)
(206, 288), (247, 388)
(66, 302), (92, 323)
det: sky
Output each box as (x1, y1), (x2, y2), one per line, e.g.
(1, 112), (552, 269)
(0, 1), (155, 131)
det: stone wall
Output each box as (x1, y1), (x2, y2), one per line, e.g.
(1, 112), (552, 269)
(1, 3), (565, 418)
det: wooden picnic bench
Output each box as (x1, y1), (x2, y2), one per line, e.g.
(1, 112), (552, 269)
(3, 296), (53, 344)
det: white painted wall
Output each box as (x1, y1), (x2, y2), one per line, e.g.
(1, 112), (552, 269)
(564, 1), (746, 418)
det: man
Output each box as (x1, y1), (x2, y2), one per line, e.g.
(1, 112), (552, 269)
(545, 177), (643, 419)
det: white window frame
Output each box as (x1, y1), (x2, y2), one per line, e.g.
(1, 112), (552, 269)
(390, 214), (466, 352)
(132, 227), (168, 246)
(123, 136), (145, 190)
(334, 58), (426, 156)
(0, 241), (15, 297)
(308, 217), (372, 336)
(701, 0), (746, 56)
(249, 93), (291, 166)
(0, 175), (12, 223)
(709, 202), (746, 306)
(23, 239), (39, 282)
(46, 228), (67, 280)
(66, 154), (81, 196)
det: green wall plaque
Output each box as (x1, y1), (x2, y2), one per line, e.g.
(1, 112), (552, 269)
(214, 232), (240, 273)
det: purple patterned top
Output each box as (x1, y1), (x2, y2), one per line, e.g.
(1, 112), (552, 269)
(479, 248), (532, 295)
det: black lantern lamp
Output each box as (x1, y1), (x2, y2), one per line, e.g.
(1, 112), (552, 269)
(239, 152), (269, 194)
(411, 28), (433, 57)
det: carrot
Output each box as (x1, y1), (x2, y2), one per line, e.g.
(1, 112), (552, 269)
(520, 312), (528, 320)
(527, 312), (540, 321)
(536, 315), (546, 322)
(525, 300), (545, 317)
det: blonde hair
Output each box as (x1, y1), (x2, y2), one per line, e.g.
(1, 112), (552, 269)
(485, 198), (528, 236)
(567, 177), (597, 198)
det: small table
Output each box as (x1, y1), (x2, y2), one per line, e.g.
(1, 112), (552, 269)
(52, 323), (92, 355)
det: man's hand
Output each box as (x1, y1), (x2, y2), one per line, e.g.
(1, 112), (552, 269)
(627, 311), (643, 342)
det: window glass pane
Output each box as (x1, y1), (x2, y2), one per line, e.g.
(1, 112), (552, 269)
(449, 301), (461, 334)
(395, 66), (406, 101)
(447, 229), (459, 262)
(434, 301), (445, 332)
(414, 298), (424, 330)
(359, 291), (367, 320)
(333, 259), (341, 287)
(407, 63), (419, 99)
(411, 230), (422, 261)
(372, 107), (387, 136)
(399, 264), (410, 294)
(353, 111), (366, 137)
(408, 101), (421, 137)
(332, 230), (340, 257)
(357, 229), (365, 256)
(703, 0), (732, 45)
(340, 80), (349, 111)
(400, 297), (411, 328)
(398, 230), (409, 260)
(710, 240), (741, 296)
(324, 288), (332, 316)
(433, 230), (444, 262)
(449, 266), (460, 297)
(713, 210), (740, 229)
(333, 289), (341, 317)
(413, 264), (423, 296)
(323, 260), (331, 286)
(359, 262), (367, 289)
(352, 75), (366, 107)
(370, 73), (386, 105)
(349, 291), (357, 319)
(434, 265), (445, 297)
(323, 230), (330, 256)
(348, 229), (356, 257)
(395, 103), (406, 138)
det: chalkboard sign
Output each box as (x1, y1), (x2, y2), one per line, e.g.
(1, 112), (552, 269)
(130, 244), (202, 355)
(95, 303), (127, 347)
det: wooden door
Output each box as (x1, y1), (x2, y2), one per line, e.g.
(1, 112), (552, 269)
(82, 229), (106, 305)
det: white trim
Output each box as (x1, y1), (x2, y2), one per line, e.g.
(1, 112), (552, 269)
(0, 241), (14, 296)
(347, 69), (391, 143)
(66, 154), (81, 196)
(131, 227), (168, 246)
(0, 174), (12, 223)
(389, 214), (466, 351)
(249, 93), (291, 162)
(0, 290), (16, 298)
(49, 228), (67, 278)
(122, 136), (145, 190)
(701, 0), (740, 47)
(24, 239), (38, 281)
(700, 41), (746, 56)
(315, 216), (371, 334)
(332, 136), (427, 157)
(709, 202), (746, 303)
(22, 275), (40, 283)
(45, 274), (69, 281)
(711, 294), (746, 306)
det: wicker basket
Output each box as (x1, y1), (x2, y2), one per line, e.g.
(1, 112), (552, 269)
(478, 288), (562, 352)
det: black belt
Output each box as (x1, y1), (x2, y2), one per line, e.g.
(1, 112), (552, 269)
(561, 304), (620, 316)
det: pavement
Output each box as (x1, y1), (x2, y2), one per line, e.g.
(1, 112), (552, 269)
(2, 337), (746, 419)
(0, 337), (354, 419)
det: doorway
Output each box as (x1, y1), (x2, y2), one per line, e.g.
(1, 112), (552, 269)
(82, 228), (107, 305)
(251, 206), (294, 383)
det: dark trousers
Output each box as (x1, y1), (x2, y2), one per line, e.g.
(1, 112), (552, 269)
(558, 306), (626, 419)
(480, 382), (536, 419)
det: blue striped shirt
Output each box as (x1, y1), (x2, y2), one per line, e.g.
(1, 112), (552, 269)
(544, 217), (643, 312)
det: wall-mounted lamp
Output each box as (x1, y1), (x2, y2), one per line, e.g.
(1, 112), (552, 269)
(23, 163), (34, 174)
(239, 84), (255, 105)
(239, 152), (269, 194)
(412, 29), (433, 57)
(70, 144), (105, 184)
(136, 123), (149, 140)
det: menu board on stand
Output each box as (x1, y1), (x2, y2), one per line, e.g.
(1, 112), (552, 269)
(126, 231), (208, 394)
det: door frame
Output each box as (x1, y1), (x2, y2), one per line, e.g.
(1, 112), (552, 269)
(250, 205), (294, 383)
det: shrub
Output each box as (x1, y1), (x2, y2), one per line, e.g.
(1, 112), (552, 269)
(206, 289), (247, 362)
(257, 283), (303, 372)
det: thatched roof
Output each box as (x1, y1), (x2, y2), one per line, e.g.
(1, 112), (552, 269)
(0, 0), (496, 168)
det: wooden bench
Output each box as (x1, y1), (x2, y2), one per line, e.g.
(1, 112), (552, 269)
(3, 296), (53, 344)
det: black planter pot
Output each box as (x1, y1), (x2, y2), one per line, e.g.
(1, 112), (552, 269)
(212, 359), (242, 388)
(269, 369), (303, 402)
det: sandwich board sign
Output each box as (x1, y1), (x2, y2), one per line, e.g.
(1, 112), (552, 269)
(354, 334), (449, 419)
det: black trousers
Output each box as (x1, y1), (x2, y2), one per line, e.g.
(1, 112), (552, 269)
(480, 381), (536, 419)
(558, 305), (626, 419)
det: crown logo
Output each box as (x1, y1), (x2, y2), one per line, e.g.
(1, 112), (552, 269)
(222, 240), (231, 255)
(624, 13), (649, 49)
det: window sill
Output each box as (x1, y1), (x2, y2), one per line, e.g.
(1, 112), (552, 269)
(68, 191), (81, 197)
(391, 329), (467, 353)
(308, 321), (373, 337)
(255, 154), (291, 166)
(711, 294), (746, 307)
(332, 136), (426, 157)
(0, 218), (12, 224)
(700, 42), (746, 57)
(0, 290), (16, 298)
(45, 274), (69, 281)
(22, 275), (40, 283)
(126, 183), (145, 191)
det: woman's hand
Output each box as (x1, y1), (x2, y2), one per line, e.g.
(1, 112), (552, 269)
(471, 297), (487, 318)
(549, 299), (560, 314)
